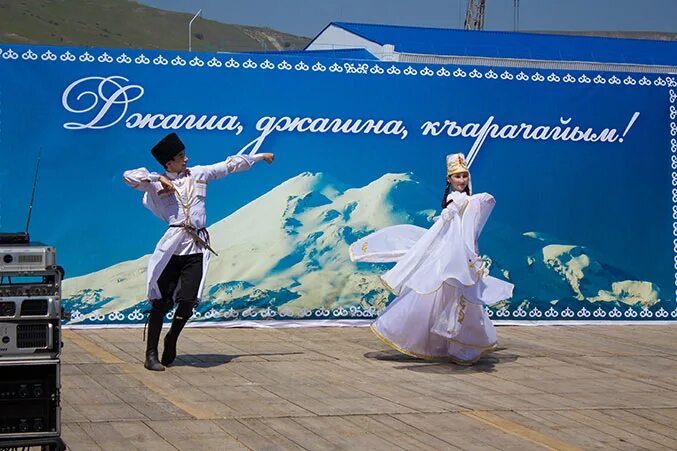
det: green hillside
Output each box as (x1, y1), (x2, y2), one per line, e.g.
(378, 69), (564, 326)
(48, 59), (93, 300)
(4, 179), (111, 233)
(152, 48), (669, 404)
(0, 0), (310, 52)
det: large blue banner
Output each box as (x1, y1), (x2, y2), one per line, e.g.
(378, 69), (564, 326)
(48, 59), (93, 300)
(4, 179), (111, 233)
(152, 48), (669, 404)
(0, 44), (675, 325)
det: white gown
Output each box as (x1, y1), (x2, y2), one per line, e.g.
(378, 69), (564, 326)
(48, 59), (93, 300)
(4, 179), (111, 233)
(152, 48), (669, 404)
(350, 191), (514, 364)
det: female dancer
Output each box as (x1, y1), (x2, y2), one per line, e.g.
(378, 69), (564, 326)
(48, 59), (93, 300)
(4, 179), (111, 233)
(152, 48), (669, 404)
(350, 154), (513, 364)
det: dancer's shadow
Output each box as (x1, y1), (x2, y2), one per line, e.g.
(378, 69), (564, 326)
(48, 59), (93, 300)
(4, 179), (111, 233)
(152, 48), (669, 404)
(364, 347), (518, 374)
(170, 352), (305, 368)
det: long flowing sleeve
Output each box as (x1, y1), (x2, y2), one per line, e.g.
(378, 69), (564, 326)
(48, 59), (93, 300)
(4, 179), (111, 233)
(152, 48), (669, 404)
(349, 225), (428, 263)
(463, 193), (495, 243)
(370, 192), (512, 305)
(458, 193), (513, 305)
(381, 207), (477, 295)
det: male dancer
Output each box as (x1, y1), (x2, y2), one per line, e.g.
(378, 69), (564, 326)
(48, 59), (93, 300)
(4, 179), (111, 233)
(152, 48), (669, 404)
(123, 132), (274, 370)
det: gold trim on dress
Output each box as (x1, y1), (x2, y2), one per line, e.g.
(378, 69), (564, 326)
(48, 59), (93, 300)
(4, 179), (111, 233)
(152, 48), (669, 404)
(379, 276), (399, 295)
(468, 256), (490, 279)
(378, 273), (508, 302)
(348, 243), (356, 261)
(370, 323), (497, 365)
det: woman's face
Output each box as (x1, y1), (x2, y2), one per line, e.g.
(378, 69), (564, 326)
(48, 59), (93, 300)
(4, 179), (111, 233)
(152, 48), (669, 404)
(448, 172), (469, 192)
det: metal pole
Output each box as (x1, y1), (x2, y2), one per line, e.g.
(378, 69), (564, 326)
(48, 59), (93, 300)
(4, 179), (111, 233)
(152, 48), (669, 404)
(188, 9), (202, 51)
(24, 151), (41, 236)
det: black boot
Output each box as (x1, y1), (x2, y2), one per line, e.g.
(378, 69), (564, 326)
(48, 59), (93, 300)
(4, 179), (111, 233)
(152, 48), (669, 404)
(144, 307), (166, 371)
(161, 314), (189, 366)
(144, 349), (164, 371)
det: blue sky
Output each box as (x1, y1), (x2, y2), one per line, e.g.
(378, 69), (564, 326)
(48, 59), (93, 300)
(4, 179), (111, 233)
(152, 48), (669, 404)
(136, 0), (677, 37)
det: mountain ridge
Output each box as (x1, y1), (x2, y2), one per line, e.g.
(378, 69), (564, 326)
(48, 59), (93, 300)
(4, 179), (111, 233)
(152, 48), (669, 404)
(0, 0), (310, 52)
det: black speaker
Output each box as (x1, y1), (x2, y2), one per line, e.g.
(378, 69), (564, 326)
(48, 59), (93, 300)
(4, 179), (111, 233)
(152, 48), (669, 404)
(0, 238), (64, 449)
(0, 233), (29, 246)
(0, 360), (60, 439)
(0, 436), (65, 450)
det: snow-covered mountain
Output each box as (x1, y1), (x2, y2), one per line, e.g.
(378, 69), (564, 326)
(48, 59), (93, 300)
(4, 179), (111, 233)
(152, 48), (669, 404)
(62, 171), (666, 324)
(62, 172), (435, 322)
(496, 232), (661, 307)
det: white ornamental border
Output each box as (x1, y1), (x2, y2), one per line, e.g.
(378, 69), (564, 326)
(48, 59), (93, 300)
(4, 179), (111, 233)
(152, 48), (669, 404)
(671, 89), (677, 304)
(2, 47), (676, 88)
(487, 304), (676, 320)
(65, 303), (677, 324)
(66, 305), (383, 323)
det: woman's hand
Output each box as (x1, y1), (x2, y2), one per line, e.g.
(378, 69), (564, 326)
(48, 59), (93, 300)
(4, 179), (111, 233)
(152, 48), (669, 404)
(449, 191), (469, 209)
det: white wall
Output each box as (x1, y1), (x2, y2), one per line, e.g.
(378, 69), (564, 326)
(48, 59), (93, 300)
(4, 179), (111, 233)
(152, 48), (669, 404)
(306, 25), (398, 61)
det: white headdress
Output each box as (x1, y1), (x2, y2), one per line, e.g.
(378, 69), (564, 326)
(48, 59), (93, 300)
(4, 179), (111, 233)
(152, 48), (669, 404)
(446, 153), (469, 176)
(446, 153), (472, 195)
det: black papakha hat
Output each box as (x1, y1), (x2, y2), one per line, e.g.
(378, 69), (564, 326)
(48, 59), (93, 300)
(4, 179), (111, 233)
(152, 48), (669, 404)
(151, 132), (185, 166)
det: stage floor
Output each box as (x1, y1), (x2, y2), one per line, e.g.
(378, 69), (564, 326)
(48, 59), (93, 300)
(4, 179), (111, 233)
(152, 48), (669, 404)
(59, 325), (677, 450)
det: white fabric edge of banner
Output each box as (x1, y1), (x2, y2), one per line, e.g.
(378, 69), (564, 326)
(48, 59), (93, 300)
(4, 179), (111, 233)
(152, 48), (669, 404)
(62, 319), (676, 329)
(492, 320), (677, 326)
(63, 319), (374, 329)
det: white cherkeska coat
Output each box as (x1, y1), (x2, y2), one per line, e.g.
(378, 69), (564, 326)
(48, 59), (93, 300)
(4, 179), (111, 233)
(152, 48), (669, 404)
(123, 154), (263, 301)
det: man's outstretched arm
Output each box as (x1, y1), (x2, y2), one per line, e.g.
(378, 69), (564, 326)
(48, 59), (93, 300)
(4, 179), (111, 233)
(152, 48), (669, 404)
(195, 153), (274, 182)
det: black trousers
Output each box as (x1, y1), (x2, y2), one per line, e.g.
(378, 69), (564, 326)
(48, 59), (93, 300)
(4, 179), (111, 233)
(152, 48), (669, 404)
(146, 253), (203, 352)
(155, 253), (204, 315)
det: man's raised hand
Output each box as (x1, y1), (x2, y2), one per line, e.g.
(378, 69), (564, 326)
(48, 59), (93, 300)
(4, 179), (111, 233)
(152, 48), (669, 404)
(260, 153), (275, 164)
(158, 175), (175, 194)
